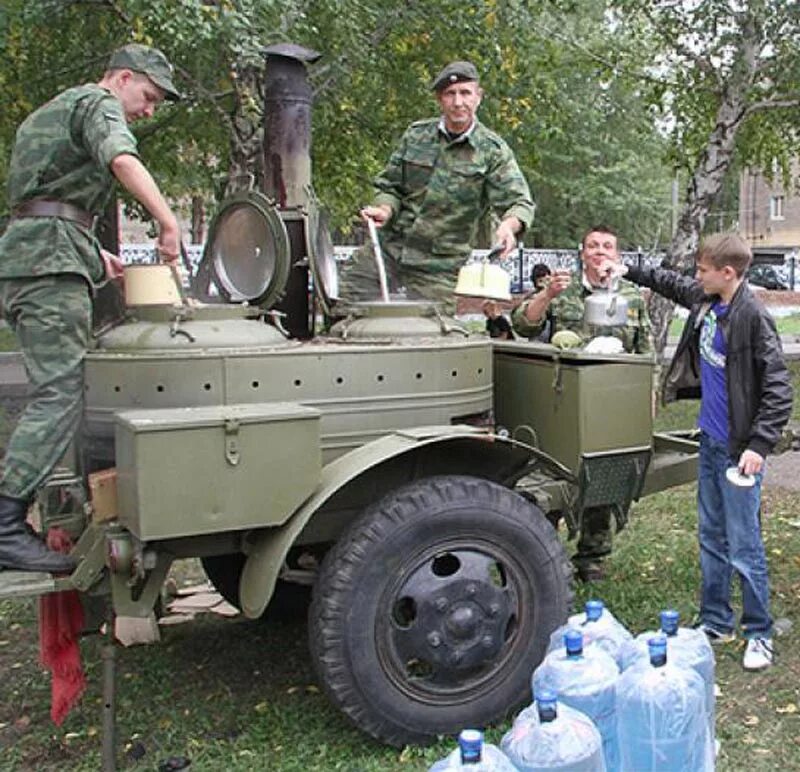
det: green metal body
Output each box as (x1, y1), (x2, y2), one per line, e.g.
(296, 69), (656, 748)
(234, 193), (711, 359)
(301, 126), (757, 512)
(492, 340), (653, 473)
(1, 302), (700, 618)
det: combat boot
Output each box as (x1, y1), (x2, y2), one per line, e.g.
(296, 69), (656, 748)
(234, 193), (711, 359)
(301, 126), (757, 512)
(0, 494), (77, 573)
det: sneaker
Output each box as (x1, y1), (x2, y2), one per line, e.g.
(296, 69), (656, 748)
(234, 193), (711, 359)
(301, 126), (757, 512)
(694, 623), (736, 645)
(743, 637), (774, 671)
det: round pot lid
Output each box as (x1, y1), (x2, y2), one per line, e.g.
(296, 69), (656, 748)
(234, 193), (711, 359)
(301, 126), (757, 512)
(305, 201), (339, 314)
(199, 191), (291, 307)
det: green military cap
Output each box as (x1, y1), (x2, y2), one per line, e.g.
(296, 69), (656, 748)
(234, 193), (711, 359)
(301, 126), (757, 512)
(108, 43), (181, 101)
(431, 60), (479, 91)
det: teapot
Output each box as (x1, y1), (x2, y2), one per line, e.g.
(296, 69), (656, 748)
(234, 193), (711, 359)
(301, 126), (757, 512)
(583, 279), (629, 327)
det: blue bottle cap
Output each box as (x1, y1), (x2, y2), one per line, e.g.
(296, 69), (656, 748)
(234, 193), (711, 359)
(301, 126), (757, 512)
(564, 628), (584, 657)
(648, 634), (668, 667)
(660, 609), (679, 636)
(585, 599), (604, 622)
(458, 729), (483, 763)
(535, 690), (558, 723)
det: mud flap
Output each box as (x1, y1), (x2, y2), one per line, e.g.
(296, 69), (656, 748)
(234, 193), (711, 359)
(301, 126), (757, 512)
(573, 448), (652, 534)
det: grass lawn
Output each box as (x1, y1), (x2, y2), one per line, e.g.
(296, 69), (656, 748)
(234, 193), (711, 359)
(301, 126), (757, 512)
(0, 375), (798, 770)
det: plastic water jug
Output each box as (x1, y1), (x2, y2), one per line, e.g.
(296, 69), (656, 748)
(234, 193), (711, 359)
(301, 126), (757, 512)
(619, 609), (715, 743)
(532, 629), (619, 771)
(616, 635), (714, 771)
(429, 729), (518, 771)
(547, 600), (632, 668)
(501, 690), (606, 771)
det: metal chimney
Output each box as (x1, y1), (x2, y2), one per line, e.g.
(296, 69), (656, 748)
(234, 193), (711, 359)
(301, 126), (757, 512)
(262, 43), (322, 338)
(262, 43), (321, 209)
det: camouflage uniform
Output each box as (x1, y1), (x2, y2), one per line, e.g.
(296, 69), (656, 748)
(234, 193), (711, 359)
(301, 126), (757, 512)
(513, 273), (654, 575)
(339, 118), (535, 315)
(0, 85), (139, 500)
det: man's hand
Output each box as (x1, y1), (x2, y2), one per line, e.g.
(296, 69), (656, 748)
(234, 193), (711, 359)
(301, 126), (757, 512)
(544, 269), (571, 300)
(522, 268), (571, 323)
(598, 259), (628, 284)
(156, 218), (181, 264)
(494, 217), (522, 257)
(100, 249), (125, 281)
(738, 449), (764, 476)
(360, 204), (393, 227)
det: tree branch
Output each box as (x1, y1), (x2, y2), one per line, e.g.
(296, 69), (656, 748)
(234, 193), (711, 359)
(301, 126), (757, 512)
(746, 97), (800, 115)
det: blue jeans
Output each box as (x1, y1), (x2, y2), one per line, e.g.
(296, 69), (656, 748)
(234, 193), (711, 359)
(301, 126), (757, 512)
(697, 432), (772, 638)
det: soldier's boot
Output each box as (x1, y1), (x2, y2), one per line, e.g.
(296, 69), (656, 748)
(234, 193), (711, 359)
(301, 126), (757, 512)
(0, 494), (76, 573)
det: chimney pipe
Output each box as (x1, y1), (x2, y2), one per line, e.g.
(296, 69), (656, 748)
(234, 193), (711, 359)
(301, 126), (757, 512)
(262, 43), (321, 209)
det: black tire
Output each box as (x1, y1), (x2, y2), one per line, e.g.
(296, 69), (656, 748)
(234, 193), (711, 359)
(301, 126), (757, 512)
(308, 475), (573, 747)
(201, 552), (312, 621)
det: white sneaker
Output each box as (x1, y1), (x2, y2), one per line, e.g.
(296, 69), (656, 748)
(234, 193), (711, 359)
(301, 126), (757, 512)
(743, 637), (774, 670)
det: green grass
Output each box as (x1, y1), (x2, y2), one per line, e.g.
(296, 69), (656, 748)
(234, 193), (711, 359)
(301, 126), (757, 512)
(0, 327), (17, 352)
(3, 483), (799, 771)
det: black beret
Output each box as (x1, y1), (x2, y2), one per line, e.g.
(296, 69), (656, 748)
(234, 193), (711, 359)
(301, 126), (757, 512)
(431, 61), (479, 91)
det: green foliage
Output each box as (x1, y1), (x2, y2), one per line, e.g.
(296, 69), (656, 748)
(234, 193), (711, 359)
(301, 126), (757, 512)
(0, 0), (677, 249)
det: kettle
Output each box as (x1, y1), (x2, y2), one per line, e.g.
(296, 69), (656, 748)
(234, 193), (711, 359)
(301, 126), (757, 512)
(583, 279), (629, 327)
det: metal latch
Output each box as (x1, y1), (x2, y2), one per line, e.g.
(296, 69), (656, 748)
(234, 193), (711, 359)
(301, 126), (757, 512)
(224, 419), (241, 466)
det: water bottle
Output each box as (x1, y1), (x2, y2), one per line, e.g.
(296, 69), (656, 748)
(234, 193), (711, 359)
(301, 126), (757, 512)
(547, 600), (632, 668)
(619, 609), (715, 744)
(501, 690), (606, 771)
(429, 729), (518, 771)
(616, 635), (713, 771)
(532, 629), (619, 771)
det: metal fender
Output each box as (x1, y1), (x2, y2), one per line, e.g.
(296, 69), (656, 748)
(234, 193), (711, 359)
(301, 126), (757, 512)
(238, 426), (571, 618)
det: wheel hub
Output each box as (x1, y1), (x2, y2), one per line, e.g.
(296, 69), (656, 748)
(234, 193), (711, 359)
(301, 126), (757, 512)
(388, 549), (515, 683)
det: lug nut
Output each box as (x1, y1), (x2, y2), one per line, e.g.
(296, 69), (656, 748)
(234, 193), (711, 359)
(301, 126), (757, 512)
(427, 632), (442, 648)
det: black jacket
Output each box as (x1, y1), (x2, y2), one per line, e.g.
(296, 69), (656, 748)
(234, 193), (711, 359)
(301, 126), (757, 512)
(626, 265), (793, 459)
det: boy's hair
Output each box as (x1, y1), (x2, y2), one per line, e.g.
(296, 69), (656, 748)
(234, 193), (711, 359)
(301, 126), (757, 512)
(581, 224), (617, 249)
(530, 262), (551, 283)
(697, 232), (752, 276)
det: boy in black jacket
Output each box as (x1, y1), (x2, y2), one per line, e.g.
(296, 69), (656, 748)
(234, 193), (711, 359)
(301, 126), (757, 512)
(612, 233), (793, 670)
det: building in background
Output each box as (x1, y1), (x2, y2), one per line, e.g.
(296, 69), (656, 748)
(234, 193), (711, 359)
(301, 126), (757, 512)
(740, 161), (800, 288)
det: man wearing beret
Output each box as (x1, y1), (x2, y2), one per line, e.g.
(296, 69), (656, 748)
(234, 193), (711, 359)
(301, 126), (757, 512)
(339, 61), (535, 313)
(0, 44), (181, 573)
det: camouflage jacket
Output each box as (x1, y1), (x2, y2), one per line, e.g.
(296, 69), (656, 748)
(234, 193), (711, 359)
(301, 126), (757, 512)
(0, 84), (139, 286)
(512, 273), (654, 355)
(373, 118), (535, 268)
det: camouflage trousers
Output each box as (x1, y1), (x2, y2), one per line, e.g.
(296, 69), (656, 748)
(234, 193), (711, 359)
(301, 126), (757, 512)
(337, 245), (462, 317)
(573, 506), (613, 566)
(0, 275), (91, 501)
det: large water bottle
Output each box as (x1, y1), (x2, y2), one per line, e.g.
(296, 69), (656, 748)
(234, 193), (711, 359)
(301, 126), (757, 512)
(616, 635), (714, 771)
(619, 609), (715, 743)
(532, 629), (619, 771)
(547, 600), (632, 668)
(501, 690), (606, 771)
(429, 729), (518, 771)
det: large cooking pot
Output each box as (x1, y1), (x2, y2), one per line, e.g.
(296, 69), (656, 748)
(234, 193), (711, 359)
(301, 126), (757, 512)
(583, 282), (629, 326)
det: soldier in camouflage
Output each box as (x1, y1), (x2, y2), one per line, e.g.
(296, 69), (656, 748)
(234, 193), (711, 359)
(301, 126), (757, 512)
(512, 225), (654, 582)
(0, 44), (181, 573)
(338, 61), (535, 315)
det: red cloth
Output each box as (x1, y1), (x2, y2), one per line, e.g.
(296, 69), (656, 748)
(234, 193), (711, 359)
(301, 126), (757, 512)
(38, 527), (85, 725)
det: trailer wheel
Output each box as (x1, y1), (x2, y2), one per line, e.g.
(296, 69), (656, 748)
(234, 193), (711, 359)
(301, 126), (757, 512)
(201, 552), (311, 620)
(308, 475), (572, 747)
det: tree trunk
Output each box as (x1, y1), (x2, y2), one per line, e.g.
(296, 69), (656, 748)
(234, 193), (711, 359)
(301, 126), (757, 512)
(190, 195), (205, 244)
(225, 63), (266, 198)
(649, 24), (759, 356)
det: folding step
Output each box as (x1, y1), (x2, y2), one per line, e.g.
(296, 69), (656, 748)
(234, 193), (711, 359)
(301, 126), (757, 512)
(0, 569), (56, 600)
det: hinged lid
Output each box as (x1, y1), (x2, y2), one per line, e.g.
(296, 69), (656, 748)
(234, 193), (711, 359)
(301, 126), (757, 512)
(116, 402), (320, 433)
(195, 191), (291, 307)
